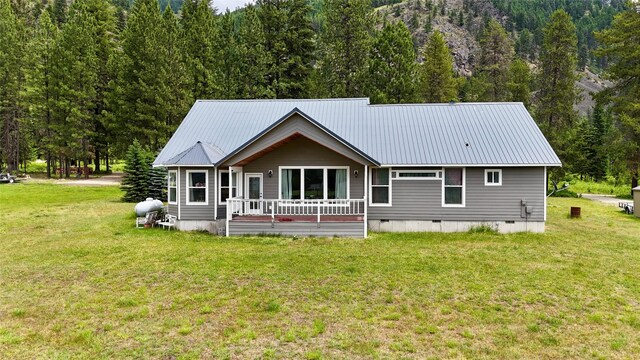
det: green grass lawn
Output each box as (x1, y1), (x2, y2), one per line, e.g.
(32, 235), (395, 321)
(1, 183), (639, 359)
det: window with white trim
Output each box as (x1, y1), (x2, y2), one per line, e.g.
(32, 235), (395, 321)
(370, 168), (391, 205)
(280, 167), (349, 200)
(443, 168), (464, 206)
(485, 169), (502, 186)
(392, 170), (442, 180)
(219, 170), (238, 204)
(168, 170), (177, 204)
(186, 170), (208, 205)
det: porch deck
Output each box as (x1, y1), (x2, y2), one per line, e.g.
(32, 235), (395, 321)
(226, 198), (367, 237)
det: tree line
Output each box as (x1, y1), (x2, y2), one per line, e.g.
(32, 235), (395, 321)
(0, 0), (638, 188)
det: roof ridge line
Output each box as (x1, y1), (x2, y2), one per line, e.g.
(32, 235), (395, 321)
(195, 98), (370, 102)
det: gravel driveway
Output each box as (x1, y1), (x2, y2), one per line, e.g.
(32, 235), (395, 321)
(581, 193), (633, 207)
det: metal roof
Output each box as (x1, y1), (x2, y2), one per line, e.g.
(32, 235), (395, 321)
(154, 98), (561, 167)
(163, 141), (226, 166)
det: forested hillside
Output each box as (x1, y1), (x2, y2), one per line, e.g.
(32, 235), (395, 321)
(0, 0), (639, 189)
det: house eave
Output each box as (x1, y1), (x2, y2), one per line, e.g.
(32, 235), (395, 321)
(214, 107), (380, 167)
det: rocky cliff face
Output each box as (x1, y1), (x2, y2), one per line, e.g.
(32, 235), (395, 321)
(378, 0), (607, 114)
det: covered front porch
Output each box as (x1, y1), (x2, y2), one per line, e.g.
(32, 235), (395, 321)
(226, 198), (367, 237)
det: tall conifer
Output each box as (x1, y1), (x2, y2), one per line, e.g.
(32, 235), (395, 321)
(419, 30), (457, 103)
(477, 19), (513, 101)
(368, 21), (418, 104)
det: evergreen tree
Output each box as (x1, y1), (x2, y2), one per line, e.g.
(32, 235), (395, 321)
(318, 0), (373, 98)
(52, 0), (99, 175)
(218, 11), (242, 98)
(515, 29), (534, 61)
(181, 0), (220, 100)
(0, 0), (23, 171)
(84, 0), (117, 174)
(109, 0), (185, 153)
(461, 74), (489, 102)
(595, 5), (640, 188)
(258, 0), (315, 98)
(51, 0), (67, 25)
(368, 21), (418, 104)
(419, 30), (457, 103)
(507, 58), (532, 108)
(161, 6), (192, 134)
(477, 19), (513, 101)
(121, 139), (151, 202)
(148, 164), (167, 201)
(22, 11), (58, 177)
(237, 5), (271, 98)
(536, 9), (580, 157)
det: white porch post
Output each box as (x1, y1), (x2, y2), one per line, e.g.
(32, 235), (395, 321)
(226, 198), (230, 237)
(364, 165), (368, 238)
(177, 166), (181, 221)
(213, 166), (217, 220)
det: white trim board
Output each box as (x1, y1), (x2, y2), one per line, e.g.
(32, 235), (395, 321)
(278, 166), (351, 201)
(168, 170), (178, 205)
(442, 167), (466, 208)
(369, 167), (392, 207)
(185, 169), (209, 206)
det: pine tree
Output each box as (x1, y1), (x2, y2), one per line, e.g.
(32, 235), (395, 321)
(109, 0), (180, 152)
(595, 5), (640, 188)
(0, 0), (24, 171)
(84, 0), (117, 174)
(218, 11), (242, 98)
(121, 139), (151, 202)
(52, 0), (99, 175)
(419, 30), (457, 103)
(477, 19), (513, 101)
(161, 7), (192, 132)
(237, 5), (271, 98)
(536, 9), (579, 156)
(368, 21), (418, 104)
(515, 29), (534, 61)
(507, 58), (532, 108)
(148, 164), (167, 201)
(51, 0), (67, 25)
(258, 0), (315, 98)
(22, 11), (58, 177)
(181, 0), (220, 100)
(318, 0), (373, 98)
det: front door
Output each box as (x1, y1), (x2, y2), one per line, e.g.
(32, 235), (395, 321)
(244, 173), (263, 214)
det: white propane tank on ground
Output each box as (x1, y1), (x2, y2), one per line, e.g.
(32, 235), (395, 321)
(135, 198), (164, 217)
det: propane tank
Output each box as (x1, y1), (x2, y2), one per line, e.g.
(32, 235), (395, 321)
(134, 198), (164, 217)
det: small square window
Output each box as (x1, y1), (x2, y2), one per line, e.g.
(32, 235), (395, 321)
(485, 169), (502, 186)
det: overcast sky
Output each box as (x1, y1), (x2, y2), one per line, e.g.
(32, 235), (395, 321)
(215, 0), (255, 12)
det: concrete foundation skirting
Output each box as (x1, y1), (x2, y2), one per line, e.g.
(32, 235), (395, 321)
(368, 220), (545, 233)
(176, 219), (226, 235)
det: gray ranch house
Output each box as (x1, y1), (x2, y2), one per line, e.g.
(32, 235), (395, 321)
(153, 98), (561, 237)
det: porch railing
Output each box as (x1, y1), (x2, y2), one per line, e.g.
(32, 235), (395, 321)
(227, 198), (365, 217)
(225, 197), (367, 237)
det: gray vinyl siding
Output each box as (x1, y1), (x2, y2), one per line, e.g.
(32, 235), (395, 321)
(221, 113), (373, 167)
(218, 137), (366, 219)
(174, 167), (215, 221)
(228, 221), (364, 237)
(368, 167), (545, 222)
